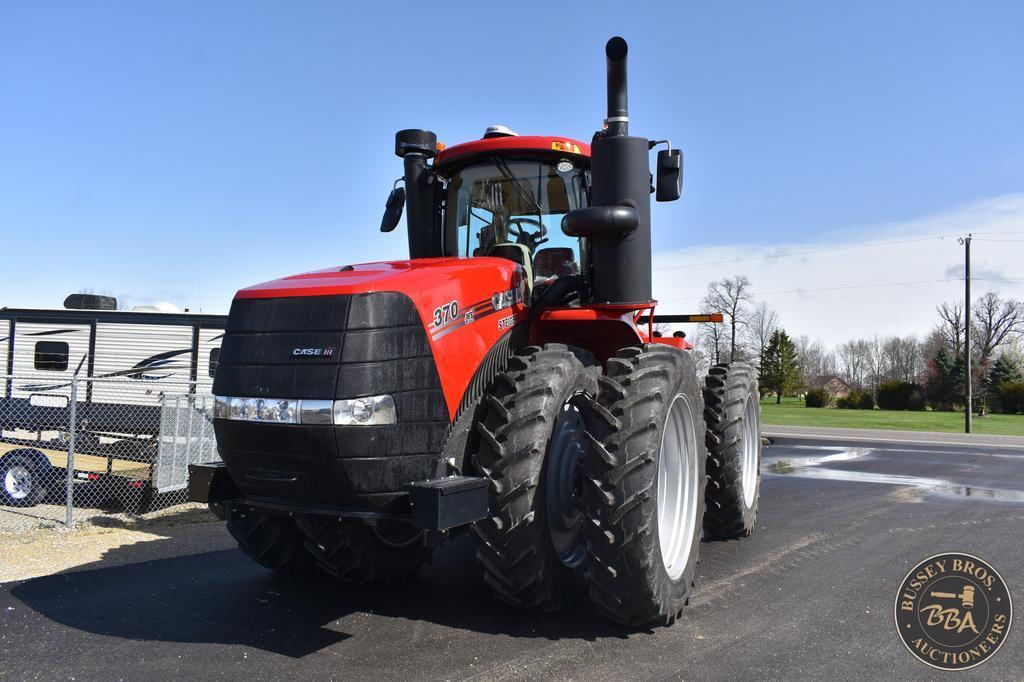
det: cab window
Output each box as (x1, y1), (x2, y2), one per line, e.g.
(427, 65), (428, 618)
(443, 156), (589, 291)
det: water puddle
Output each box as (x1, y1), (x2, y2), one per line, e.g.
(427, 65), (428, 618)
(764, 448), (1024, 503)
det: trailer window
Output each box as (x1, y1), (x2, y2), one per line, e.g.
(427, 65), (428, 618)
(34, 341), (69, 371)
(209, 348), (220, 378)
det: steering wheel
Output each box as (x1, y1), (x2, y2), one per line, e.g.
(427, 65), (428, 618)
(507, 217), (549, 251)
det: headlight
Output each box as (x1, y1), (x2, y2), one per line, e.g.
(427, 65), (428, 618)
(258, 398), (298, 424)
(212, 395), (395, 426)
(213, 396), (299, 424)
(334, 395), (397, 426)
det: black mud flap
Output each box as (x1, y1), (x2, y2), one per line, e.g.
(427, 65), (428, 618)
(406, 476), (489, 531)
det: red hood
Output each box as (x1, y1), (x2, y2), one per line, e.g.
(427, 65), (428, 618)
(235, 257), (517, 300)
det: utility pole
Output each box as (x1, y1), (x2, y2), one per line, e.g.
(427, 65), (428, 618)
(960, 234), (972, 434)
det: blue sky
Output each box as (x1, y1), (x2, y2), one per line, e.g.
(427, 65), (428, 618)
(1, 1), (1022, 335)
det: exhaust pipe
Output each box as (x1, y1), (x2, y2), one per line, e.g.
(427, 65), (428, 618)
(569, 36), (652, 306)
(605, 36), (629, 137)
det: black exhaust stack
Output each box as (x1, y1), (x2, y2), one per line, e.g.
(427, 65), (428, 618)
(395, 129), (438, 259)
(605, 36), (630, 138)
(562, 37), (653, 306)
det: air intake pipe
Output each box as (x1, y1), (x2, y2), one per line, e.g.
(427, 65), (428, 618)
(395, 129), (439, 259)
(563, 37), (653, 306)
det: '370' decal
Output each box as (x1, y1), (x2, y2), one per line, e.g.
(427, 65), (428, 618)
(432, 300), (460, 327)
(429, 292), (522, 341)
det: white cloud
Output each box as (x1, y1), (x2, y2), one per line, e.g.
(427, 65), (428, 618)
(652, 194), (1024, 348)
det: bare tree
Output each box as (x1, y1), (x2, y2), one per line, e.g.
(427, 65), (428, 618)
(822, 349), (838, 377)
(882, 335), (922, 383)
(795, 335), (831, 389)
(746, 301), (779, 371)
(838, 339), (871, 389)
(698, 319), (727, 367)
(971, 292), (1024, 362)
(703, 275), (752, 362)
(865, 336), (887, 393)
(689, 328), (713, 378)
(936, 301), (965, 356)
(920, 329), (948, 363)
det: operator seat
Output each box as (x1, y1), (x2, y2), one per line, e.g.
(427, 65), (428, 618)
(481, 243), (534, 298)
(534, 247), (578, 278)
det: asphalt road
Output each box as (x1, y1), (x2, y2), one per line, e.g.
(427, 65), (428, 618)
(2, 432), (1023, 680)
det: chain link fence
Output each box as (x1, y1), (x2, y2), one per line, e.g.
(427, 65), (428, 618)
(0, 374), (220, 531)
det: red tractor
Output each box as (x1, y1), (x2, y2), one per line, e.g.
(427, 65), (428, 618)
(190, 37), (761, 626)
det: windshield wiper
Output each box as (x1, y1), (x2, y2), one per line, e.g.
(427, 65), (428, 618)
(492, 155), (543, 216)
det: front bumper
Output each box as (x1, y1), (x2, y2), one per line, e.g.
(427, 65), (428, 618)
(188, 462), (489, 532)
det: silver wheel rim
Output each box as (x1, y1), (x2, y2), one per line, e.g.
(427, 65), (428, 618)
(5, 465), (32, 500)
(546, 400), (586, 567)
(741, 395), (760, 507)
(657, 394), (700, 581)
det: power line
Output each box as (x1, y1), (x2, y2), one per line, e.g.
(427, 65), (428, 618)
(658, 277), (960, 302)
(653, 235), (950, 271)
(975, 277), (1024, 284)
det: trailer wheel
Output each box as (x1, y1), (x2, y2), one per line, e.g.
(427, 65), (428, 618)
(469, 344), (598, 611)
(225, 504), (313, 574)
(0, 449), (50, 508)
(294, 517), (431, 585)
(580, 345), (707, 626)
(703, 363), (761, 539)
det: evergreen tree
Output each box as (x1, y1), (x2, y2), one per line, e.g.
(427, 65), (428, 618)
(924, 347), (957, 410)
(989, 354), (1023, 412)
(761, 329), (800, 404)
(989, 353), (1023, 388)
(950, 352), (967, 406)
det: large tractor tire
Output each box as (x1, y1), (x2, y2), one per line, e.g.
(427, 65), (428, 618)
(471, 344), (598, 611)
(294, 517), (431, 585)
(580, 345), (707, 626)
(225, 504), (313, 574)
(702, 363), (761, 539)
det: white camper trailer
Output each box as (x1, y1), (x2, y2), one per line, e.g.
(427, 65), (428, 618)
(0, 295), (226, 509)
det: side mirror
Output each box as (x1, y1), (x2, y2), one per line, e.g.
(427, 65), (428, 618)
(380, 186), (405, 232)
(656, 148), (683, 202)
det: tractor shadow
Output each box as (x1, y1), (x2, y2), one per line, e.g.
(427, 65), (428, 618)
(9, 528), (633, 659)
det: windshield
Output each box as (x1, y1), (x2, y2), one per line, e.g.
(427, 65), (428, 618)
(442, 156), (589, 288)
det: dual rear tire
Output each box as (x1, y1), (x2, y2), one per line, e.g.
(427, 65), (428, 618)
(703, 363), (761, 539)
(579, 345), (707, 626)
(472, 346), (762, 627)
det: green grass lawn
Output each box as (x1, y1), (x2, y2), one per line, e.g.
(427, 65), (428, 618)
(760, 396), (1024, 436)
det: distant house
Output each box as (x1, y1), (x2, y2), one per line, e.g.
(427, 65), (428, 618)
(810, 375), (852, 399)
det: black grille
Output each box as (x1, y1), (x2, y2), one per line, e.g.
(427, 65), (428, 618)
(213, 292), (448, 509)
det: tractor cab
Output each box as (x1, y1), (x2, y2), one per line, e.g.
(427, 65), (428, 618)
(384, 129), (593, 301)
